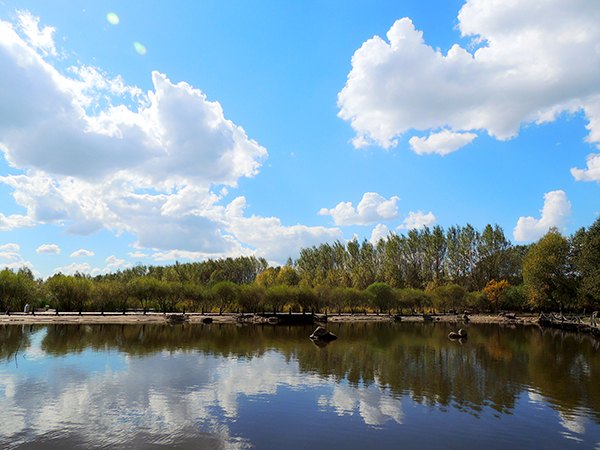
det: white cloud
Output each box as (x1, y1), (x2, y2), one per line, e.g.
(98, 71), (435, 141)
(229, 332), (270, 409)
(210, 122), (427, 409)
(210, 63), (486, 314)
(53, 262), (92, 275)
(225, 197), (344, 264)
(0, 243), (20, 252)
(105, 255), (132, 269)
(513, 190), (572, 242)
(319, 385), (404, 427)
(338, 0), (600, 153)
(0, 245), (35, 273)
(36, 244), (60, 255)
(16, 10), (57, 57)
(151, 250), (205, 262)
(129, 251), (149, 259)
(370, 224), (391, 244)
(0, 213), (34, 231)
(70, 249), (94, 258)
(397, 211), (436, 230)
(571, 153), (600, 182)
(0, 260), (35, 272)
(409, 130), (477, 155)
(318, 192), (400, 226)
(0, 13), (341, 265)
(0, 251), (22, 262)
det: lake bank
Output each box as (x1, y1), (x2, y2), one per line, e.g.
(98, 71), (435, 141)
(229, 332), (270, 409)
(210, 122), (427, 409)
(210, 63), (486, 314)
(0, 311), (539, 326)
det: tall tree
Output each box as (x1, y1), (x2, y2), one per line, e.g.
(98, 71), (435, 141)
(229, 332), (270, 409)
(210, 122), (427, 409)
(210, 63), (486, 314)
(422, 225), (447, 285)
(446, 224), (480, 290)
(575, 217), (600, 307)
(523, 228), (576, 311)
(382, 233), (405, 288)
(475, 224), (511, 289)
(403, 230), (425, 289)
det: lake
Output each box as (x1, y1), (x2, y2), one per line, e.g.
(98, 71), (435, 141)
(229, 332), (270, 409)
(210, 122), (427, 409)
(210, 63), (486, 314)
(1, 322), (600, 449)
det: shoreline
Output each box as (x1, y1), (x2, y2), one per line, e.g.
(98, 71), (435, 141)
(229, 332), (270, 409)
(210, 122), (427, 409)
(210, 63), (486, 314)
(0, 311), (540, 326)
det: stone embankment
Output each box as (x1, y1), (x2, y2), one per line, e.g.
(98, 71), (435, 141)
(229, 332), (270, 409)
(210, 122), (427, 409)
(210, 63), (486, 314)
(2, 311), (598, 339)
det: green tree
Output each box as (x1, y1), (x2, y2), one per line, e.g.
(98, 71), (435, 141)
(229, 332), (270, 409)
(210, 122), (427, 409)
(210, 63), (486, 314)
(465, 291), (490, 312)
(381, 233), (405, 288)
(153, 281), (182, 313)
(575, 217), (600, 307)
(314, 285), (334, 313)
(338, 287), (363, 314)
(403, 230), (425, 289)
(264, 284), (294, 313)
(431, 284), (466, 312)
(211, 281), (239, 314)
(446, 224), (480, 290)
(256, 267), (280, 288)
(92, 279), (129, 312)
(0, 269), (39, 312)
(295, 286), (317, 313)
(523, 228), (576, 311)
(44, 274), (92, 312)
(475, 224), (511, 289)
(128, 277), (160, 312)
(422, 226), (447, 285)
(503, 285), (527, 311)
(275, 266), (300, 286)
(366, 282), (396, 314)
(181, 282), (206, 312)
(237, 283), (265, 313)
(398, 288), (430, 313)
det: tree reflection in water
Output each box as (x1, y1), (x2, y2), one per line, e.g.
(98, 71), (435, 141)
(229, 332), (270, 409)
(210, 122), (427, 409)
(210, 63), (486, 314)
(1, 322), (600, 449)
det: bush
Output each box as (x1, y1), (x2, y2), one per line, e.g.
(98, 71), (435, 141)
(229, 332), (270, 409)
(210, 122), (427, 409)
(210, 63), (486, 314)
(366, 282), (396, 314)
(466, 291), (490, 313)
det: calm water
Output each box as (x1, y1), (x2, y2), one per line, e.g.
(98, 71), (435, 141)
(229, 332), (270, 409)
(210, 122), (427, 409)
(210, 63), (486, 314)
(1, 322), (600, 449)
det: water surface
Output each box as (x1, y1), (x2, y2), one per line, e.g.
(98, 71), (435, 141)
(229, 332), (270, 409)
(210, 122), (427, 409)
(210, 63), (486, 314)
(1, 322), (600, 449)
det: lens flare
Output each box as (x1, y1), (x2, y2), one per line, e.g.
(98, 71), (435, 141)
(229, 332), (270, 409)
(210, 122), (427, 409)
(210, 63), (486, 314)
(134, 42), (147, 55)
(106, 13), (119, 25)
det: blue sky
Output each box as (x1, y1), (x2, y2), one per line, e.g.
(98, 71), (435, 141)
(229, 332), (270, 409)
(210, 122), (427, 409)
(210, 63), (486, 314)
(0, 0), (598, 278)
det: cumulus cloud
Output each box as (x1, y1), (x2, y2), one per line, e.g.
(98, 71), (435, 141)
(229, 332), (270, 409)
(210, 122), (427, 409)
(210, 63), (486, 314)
(338, 0), (600, 157)
(0, 250), (23, 263)
(226, 197), (344, 263)
(55, 258), (127, 275)
(0, 12), (341, 265)
(36, 244), (60, 255)
(70, 249), (94, 257)
(0, 244), (35, 272)
(129, 251), (149, 259)
(151, 250), (206, 262)
(0, 243), (20, 252)
(397, 211), (436, 230)
(571, 153), (600, 182)
(370, 224), (391, 244)
(105, 255), (132, 269)
(0, 213), (34, 231)
(318, 192), (400, 226)
(53, 262), (93, 275)
(409, 130), (477, 155)
(513, 190), (572, 242)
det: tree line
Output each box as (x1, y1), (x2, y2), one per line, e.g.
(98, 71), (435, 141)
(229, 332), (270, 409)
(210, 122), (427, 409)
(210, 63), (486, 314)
(1, 219), (599, 314)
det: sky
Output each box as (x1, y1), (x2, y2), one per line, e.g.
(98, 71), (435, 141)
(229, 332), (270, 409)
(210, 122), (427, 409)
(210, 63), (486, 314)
(0, 0), (598, 279)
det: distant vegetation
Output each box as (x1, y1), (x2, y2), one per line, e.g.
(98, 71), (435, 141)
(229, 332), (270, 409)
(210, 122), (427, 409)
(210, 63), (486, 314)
(1, 218), (599, 315)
